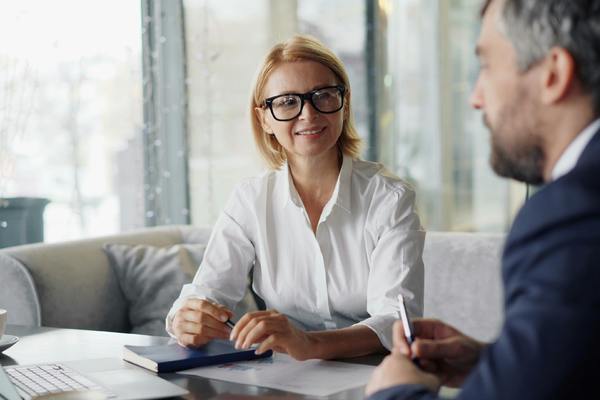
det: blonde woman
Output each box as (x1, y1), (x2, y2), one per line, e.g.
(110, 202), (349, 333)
(167, 35), (424, 360)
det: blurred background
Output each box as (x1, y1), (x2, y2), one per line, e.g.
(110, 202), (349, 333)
(0, 0), (526, 246)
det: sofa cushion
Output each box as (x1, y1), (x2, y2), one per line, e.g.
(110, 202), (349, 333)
(424, 232), (505, 342)
(103, 243), (205, 336)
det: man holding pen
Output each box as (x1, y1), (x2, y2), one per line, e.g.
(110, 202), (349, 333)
(367, 0), (600, 398)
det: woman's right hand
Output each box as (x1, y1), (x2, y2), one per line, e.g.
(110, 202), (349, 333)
(172, 298), (233, 347)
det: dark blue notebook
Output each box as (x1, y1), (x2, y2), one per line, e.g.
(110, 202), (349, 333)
(123, 340), (273, 373)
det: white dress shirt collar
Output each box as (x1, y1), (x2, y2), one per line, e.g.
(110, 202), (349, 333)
(551, 118), (600, 181)
(282, 153), (352, 214)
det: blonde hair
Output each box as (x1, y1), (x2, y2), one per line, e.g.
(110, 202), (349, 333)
(250, 35), (363, 169)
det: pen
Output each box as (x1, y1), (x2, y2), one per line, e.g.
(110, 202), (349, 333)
(225, 319), (235, 329)
(397, 295), (415, 345)
(397, 294), (420, 367)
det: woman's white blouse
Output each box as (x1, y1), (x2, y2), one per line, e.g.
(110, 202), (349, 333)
(167, 155), (424, 350)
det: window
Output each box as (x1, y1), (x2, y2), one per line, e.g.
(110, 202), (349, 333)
(383, 0), (525, 231)
(1, 1), (524, 243)
(182, 0), (367, 225)
(182, 0), (523, 231)
(0, 0), (144, 242)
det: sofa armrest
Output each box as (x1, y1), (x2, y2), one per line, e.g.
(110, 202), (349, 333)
(0, 253), (41, 326)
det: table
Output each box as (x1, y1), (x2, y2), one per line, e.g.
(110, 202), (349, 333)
(2, 325), (380, 399)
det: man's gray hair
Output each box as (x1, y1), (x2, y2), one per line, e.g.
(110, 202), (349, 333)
(484, 0), (600, 115)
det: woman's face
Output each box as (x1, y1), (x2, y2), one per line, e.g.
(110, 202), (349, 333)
(257, 60), (346, 164)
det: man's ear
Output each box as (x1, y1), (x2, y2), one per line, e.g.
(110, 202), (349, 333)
(540, 47), (576, 106)
(255, 107), (274, 135)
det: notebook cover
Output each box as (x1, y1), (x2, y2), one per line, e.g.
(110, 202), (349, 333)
(123, 340), (273, 373)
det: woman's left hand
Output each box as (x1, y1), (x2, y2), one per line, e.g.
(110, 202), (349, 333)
(230, 310), (316, 360)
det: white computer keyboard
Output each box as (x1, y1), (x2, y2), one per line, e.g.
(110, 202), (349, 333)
(5, 364), (112, 400)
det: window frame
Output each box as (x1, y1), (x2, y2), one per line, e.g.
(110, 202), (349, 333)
(141, 0), (190, 226)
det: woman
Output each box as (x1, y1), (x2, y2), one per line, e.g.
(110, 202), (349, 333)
(167, 35), (424, 360)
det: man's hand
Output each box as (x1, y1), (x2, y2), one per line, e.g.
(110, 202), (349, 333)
(172, 299), (233, 347)
(229, 309), (316, 360)
(366, 353), (440, 396)
(396, 319), (485, 387)
(366, 320), (440, 396)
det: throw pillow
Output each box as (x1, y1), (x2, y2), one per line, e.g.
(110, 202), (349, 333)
(103, 243), (205, 336)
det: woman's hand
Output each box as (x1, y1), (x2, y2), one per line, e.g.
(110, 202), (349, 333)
(172, 298), (233, 347)
(230, 310), (316, 360)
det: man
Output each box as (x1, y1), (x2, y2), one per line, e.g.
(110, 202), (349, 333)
(365, 0), (600, 399)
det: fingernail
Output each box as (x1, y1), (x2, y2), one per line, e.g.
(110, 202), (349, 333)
(234, 341), (240, 349)
(254, 349), (262, 355)
(220, 314), (228, 322)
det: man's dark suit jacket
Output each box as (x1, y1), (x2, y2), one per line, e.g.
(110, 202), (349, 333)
(370, 128), (600, 400)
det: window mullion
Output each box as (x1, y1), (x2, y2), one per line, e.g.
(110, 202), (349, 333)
(141, 0), (190, 226)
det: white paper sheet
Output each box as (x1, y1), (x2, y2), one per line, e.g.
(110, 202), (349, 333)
(177, 353), (375, 396)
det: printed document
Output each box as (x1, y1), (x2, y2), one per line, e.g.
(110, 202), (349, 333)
(178, 352), (375, 396)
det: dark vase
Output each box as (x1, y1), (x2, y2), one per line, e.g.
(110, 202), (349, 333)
(0, 197), (50, 249)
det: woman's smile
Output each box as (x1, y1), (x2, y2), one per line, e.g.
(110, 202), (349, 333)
(294, 126), (325, 137)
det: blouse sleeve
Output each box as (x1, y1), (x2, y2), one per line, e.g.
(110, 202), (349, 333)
(357, 187), (425, 350)
(165, 190), (256, 337)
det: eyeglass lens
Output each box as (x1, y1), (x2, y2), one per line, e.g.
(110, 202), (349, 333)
(270, 87), (343, 121)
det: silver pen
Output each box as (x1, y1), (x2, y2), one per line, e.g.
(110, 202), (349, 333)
(397, 294), (420, 366)
(397, 294), (415, 345)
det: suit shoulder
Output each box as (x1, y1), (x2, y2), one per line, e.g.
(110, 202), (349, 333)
(507, 171), (600, 254)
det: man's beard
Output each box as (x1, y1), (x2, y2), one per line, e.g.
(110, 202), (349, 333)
(485, 100), (545, 185)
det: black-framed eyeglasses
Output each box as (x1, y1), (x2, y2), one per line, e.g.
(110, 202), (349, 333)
(263, 85), (345, 121)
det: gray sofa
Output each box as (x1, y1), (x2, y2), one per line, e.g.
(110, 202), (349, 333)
(0, 226), (505, 342)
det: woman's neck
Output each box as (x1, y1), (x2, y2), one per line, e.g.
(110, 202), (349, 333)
(288, 149), (342, 208)
(287, 149), (342, 233)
